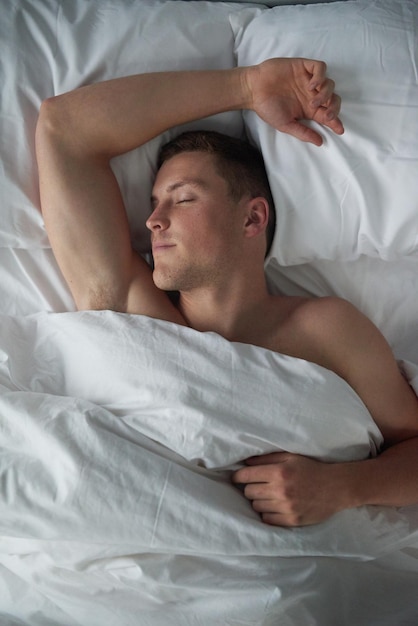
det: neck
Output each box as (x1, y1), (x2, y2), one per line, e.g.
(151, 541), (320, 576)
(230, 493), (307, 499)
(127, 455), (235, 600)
(178, 271), (271, 342)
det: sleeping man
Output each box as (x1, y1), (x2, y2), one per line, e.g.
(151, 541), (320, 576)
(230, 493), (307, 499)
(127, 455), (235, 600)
(35, 57), (418, 527)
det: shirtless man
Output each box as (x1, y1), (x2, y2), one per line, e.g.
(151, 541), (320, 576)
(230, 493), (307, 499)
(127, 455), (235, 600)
(35, 58), (418, 527)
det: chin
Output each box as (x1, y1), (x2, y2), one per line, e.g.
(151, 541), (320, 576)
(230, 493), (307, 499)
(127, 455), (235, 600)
(152, 270), (177, 292)
(153, 264), (212, 293)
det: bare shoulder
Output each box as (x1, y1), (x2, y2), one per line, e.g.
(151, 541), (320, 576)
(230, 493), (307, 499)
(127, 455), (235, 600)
(289, 295), (367, 335)
(288, 294), (357, 319)
(273, 295), (385, 374)
(273, 295), (418, 443)
(276, 295), (365, 338)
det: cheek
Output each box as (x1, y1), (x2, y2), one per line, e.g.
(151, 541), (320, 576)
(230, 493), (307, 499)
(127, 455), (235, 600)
(180, 212), (210, 242)
(178, 203), (239, 251)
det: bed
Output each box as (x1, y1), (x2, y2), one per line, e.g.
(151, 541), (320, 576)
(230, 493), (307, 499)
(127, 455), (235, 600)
(1, 0), (418, 624)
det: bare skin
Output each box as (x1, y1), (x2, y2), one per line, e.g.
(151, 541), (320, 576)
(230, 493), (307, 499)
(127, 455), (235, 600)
(35, 58), (418, 527)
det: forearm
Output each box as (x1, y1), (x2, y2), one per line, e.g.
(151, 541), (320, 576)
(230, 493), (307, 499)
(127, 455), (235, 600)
(39, 68), (250, 158)
(337, 436), (418, 510)
(38, 57), (344, 158)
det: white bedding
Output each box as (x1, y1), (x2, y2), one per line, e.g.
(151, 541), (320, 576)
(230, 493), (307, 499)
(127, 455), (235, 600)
(1, 311), (418, 625)
(1, 0), (418, 624)
(232, 0), (418, 264)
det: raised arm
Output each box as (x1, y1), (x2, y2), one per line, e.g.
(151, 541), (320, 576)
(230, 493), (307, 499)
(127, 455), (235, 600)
(35, 70), (245, 319)
(35, 59), (343, 315)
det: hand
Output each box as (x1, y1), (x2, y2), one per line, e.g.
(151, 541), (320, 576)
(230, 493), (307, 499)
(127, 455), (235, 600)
(244, 58), (344, 146)
(232, 451), (348, 527)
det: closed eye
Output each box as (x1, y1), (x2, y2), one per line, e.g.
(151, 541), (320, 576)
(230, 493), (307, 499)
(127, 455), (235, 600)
(177, 197), (196, 204)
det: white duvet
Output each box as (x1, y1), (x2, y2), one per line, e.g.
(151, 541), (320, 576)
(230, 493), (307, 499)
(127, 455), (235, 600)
(1, 311), (418, 625)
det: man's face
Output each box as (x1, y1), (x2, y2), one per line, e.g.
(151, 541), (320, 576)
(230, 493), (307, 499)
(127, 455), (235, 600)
(147, 151), (245, 292)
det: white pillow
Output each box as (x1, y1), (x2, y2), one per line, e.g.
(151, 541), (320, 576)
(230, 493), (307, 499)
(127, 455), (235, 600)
(0, 0), (247, 250)
(231, 1), (418, 264)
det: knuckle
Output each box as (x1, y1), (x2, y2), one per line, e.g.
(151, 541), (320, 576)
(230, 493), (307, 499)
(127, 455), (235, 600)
(234, 469), (247, 484)
(243, 484), (253, 498)
(289, 513), (304, 527)
(282, 502), (303, 526)
(280, 464), (293, 482)
(271, 465), (284, 481)
(316, 60), (327, 74)
(261, 513), (275, 525)
(282, 483), (295, 500)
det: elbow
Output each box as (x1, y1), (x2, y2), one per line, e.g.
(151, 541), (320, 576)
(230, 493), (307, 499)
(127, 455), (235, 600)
(36, 93), (89, 158)
(36, 96), (69, 148)
(36, 95), (107, 160)
(35, 98), (64, 170)
(35, 97), (74, 217)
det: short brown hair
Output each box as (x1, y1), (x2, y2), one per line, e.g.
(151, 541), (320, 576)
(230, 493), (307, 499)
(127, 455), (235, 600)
(157, 130), (276, 256)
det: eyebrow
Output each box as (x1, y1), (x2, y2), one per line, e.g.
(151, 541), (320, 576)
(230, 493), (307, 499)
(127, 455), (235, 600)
(167, 179), (208, 192)
(151, 178), (209, 205)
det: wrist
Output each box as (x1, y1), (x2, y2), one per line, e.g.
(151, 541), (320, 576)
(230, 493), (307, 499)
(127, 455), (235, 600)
(237, 64), (259, 112)
(325, 460), (370, 513)
(339, 459), (377, 510)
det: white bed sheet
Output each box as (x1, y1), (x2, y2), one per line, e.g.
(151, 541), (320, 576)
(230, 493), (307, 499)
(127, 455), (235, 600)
(0, 311), (418, 626)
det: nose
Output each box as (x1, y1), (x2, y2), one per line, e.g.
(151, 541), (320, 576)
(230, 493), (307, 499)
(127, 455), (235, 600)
(146, 204), (170, 232)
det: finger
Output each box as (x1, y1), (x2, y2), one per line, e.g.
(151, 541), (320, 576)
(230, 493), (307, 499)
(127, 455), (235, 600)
(252, 499), (280, 514)
(233, 464), (280, 484)
(328, 92), (342, 117)
(325, 114), (345, 135)
(232, 466), (262, 484)
(261, 512), (297, 527)
(314, 97), (345, 135)
(244, 482), (275, 500)
(310, 78), (336, 108)
(245, 452), (288, 465)
(318, 92), (342, 120)
(281, 120), (324, 147)
(303, 59), (328, 90)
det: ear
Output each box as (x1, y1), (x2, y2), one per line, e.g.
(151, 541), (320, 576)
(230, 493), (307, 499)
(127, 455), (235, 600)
(243, 197), (269, 239)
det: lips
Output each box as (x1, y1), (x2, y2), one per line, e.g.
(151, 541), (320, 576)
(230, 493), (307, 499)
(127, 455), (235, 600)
(152, 241), (176, 253)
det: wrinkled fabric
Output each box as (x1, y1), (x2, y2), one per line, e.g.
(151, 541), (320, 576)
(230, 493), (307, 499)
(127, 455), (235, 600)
(0, 311), (418, 625)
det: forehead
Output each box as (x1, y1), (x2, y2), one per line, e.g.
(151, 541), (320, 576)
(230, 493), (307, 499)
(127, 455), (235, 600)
(152, 151), (225, 194)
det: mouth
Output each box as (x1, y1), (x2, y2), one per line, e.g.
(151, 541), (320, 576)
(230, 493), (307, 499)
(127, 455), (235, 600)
(152, 242), (176, 253)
